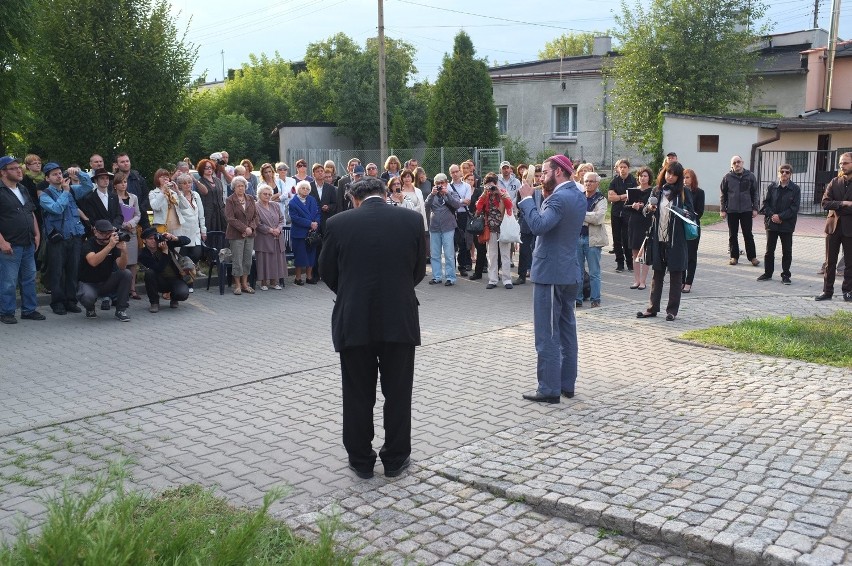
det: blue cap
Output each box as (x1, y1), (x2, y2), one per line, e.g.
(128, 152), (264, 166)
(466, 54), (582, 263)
(0, 156), (19, 170)
(353, 165), (365, 175)
(42, 162), (61, 175)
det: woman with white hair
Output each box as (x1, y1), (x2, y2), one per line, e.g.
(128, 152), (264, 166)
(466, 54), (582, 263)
(225, 175), (259, 295)
(254, 184), (286, 290)
(288, 180), (320, 285)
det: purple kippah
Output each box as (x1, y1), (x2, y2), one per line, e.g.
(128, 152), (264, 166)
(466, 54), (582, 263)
(548, 154), (574, 175)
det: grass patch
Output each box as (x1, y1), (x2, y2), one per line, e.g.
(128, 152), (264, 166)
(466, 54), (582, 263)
(0, 463), (358, 565)
(700, 211), (722, 226)
(682, 311), (852, 368)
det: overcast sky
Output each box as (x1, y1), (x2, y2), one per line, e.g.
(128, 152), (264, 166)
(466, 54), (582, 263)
(168, 0), (851, 83)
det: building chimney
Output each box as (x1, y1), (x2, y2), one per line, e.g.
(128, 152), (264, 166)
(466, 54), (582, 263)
(592, 36), (612, 56)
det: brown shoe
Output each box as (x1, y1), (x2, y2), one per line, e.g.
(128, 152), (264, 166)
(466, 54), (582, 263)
(750, 258), (760, 267)
(728, 258), (738, 265)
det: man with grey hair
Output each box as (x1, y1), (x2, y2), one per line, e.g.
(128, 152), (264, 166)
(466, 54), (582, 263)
(319, 176), (425, 479)
(720, 155), (759, 266)
(577, 171), (608, 308)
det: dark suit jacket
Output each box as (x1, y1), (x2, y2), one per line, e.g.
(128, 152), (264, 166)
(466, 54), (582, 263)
(79, 189), (123, 232)
(309, 181), (338, 232)
(336, 175), (354, 213)
(319, 197), (426, 351)
(822, 176), (852, 237)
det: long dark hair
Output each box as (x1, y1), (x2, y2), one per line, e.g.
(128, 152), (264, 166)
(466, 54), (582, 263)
(658, 161), (684, 194)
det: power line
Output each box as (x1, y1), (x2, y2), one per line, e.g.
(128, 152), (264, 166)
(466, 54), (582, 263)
(391, 0), (589, 32)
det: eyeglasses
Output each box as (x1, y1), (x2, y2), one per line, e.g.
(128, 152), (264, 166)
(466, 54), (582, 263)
(367, 166), (377, 170)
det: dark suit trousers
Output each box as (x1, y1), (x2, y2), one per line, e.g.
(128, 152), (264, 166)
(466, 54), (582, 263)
(823, 230), (852, 294)
(340, 343), (415, 471)
(518, 231), (535, 277)
(611, 213), (631, 268)
(763, 231), (793, 278)
(727, 212), (756, 260)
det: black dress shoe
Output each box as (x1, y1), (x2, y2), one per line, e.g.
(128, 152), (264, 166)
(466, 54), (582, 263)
(459, 270), (468, 277)
(348, 463), (374, 480)
(65, 304), (82, 313)
(561, 390), (574, 398)
(636, 311), (657, 318)
(385, 457), (410, 478)
(21, 311), (46, 321)
(428, 279), (441, 285)
(814, 293), (832, 301)
(513, 277), (526, 285)
(486, 283), (496, 289)
(522, 391), (560, 404)
(665, 313), (676, 321)
(468, 273), (482, 280)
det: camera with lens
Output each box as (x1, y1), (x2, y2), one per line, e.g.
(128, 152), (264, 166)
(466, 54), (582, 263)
(217, 159), (226, 166)
(155, 232), (168, 244)
(116, 229), (133, 243)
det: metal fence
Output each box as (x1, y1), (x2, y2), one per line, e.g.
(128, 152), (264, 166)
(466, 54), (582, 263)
(285, 147), (505, 178)
(755, 149), (844, 215)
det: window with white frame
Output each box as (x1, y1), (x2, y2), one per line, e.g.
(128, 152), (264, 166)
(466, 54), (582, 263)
(552, 105), (578, 139)
(496, 106), (508, 136)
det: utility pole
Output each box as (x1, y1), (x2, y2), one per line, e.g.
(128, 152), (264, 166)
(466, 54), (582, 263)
(824, 0), (841, 111)
(813, 0), (819, 29)
(221, 50), (225, 82)
(378, 0), (388, 156)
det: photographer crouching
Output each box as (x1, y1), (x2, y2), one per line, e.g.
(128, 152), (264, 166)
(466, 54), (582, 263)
(77, 219), (133, 322)
(138, 227), (191, 313)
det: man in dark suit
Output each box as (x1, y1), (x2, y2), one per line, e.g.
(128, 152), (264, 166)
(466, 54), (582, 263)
(79, 169), (123, 234)
(310, 163), (337, 283)
(816, 152), (852, 302)
(319, 177), (426, 479)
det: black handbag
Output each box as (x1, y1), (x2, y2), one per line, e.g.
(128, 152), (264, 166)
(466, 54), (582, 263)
(305, 229), (322, 248)
(466, 214), (485, 235)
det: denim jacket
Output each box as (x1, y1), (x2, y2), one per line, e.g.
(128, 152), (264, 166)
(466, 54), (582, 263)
(39, 172), (92, 238)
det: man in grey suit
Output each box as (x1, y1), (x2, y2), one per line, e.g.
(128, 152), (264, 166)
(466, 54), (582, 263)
(517, 155), (585, 403)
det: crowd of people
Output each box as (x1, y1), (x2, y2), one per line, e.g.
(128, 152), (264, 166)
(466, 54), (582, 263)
(0, 146), (850, 325)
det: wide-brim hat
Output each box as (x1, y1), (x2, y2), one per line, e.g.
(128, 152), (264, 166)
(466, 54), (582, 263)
(92, 168), (113, 179)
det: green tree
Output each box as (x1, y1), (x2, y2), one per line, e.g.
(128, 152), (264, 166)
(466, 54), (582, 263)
(502, 135), (530, 167)
(604, 0), (766, 158)
(216, 53), (297, 160)
(200, 113), (265, 164)
(0, 0), (36, 155)
(427, 31), (498, 148)
(389, 108), (409, 149)
(21, 0), (196, 176)
(538, 32), (599, 59)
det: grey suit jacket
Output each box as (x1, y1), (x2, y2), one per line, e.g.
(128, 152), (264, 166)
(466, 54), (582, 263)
(518, 181), (585, 285)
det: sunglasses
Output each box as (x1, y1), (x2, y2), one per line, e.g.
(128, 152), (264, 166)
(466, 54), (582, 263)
(780, 170), (791, 174)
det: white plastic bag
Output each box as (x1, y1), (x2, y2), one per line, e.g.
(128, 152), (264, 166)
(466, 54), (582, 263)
(499, 212), (522, 243)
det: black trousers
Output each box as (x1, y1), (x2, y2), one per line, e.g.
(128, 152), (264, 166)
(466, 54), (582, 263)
(518, 231), (536, 277)
(339, 342), (415, 472)
(473, 239), (487, 275)
(77, 269), (132, 310)
(823, 231), (852, 294)
(45, 236), (82, 309)
(727, 212), (756, 260)
(611, 213), (631, 268)
(763, 230), (793, 278)
(648, 243), (683, 316)
(456, 212), (472, 270)
(144, 271), (189, 304)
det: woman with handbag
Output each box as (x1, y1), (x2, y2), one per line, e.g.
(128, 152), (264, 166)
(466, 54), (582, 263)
(475, 172), (514, 289)
(637, 162), (694, 321)
(682, 168), (705, 293)
(288, 180), (320, 286)
(225, 176), (260, 295)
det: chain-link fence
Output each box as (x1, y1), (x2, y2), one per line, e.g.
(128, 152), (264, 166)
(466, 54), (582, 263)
(285, 147), (505, 178)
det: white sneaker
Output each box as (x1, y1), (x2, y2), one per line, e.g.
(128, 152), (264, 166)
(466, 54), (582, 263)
(188, 287), (194, 293)
(260, 285), (269, 291)
(273, 284), (282, 290)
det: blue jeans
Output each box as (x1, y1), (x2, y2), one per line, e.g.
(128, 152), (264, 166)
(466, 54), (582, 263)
(576, 235), (601, 302)
(0, 243), (38, 315)
(430, 230), (456, 282)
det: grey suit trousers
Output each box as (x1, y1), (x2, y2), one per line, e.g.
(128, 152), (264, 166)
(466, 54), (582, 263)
(532, 282), (580, 397)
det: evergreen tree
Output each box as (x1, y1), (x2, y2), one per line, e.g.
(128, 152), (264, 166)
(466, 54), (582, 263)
(427, 31), (498, 148)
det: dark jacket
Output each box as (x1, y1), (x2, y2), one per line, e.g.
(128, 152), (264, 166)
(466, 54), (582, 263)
(319, 197), (426, 351)
(720, 169), (758, 214)
(822, 175), (852, 237)
(609, 173), (637, 217)
(0, 183), (37, 246)
(646, 187), (694, 272)
(762, 181), (800, 233)
(79, 189), (123, 233)
(138, 235), (191, 275)
(309, 181), (337, 232)
(126, 170), (150, 228)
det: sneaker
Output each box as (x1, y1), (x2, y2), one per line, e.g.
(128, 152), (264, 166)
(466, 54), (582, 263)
(260, 285), (269, 291)
(591, 300), (600, 307)
(115, 310), (130, 322)
(781, 276), (791, 285)
(273, 284), (283, 290)
(728, 258), (738, 265)
(100, 299), (111, 311)
(21, 311), (46, 321)
(0, 314), (17, 324)
(756, 273), (772, 282)
(149, 303), (160, 313)
(188, 287), (194, 294)
(85, 309), (97, 319)
(428, 279), (441, 285)
(486, 283), (497, 289)
(444, 280), (455, 286)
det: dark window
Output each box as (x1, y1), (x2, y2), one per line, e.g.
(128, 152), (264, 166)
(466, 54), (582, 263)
(698, 135), (719, 153)
(786, 151), (808, 173)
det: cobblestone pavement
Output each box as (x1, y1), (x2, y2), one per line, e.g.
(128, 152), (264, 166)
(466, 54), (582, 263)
(1, 223), (850, 565)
